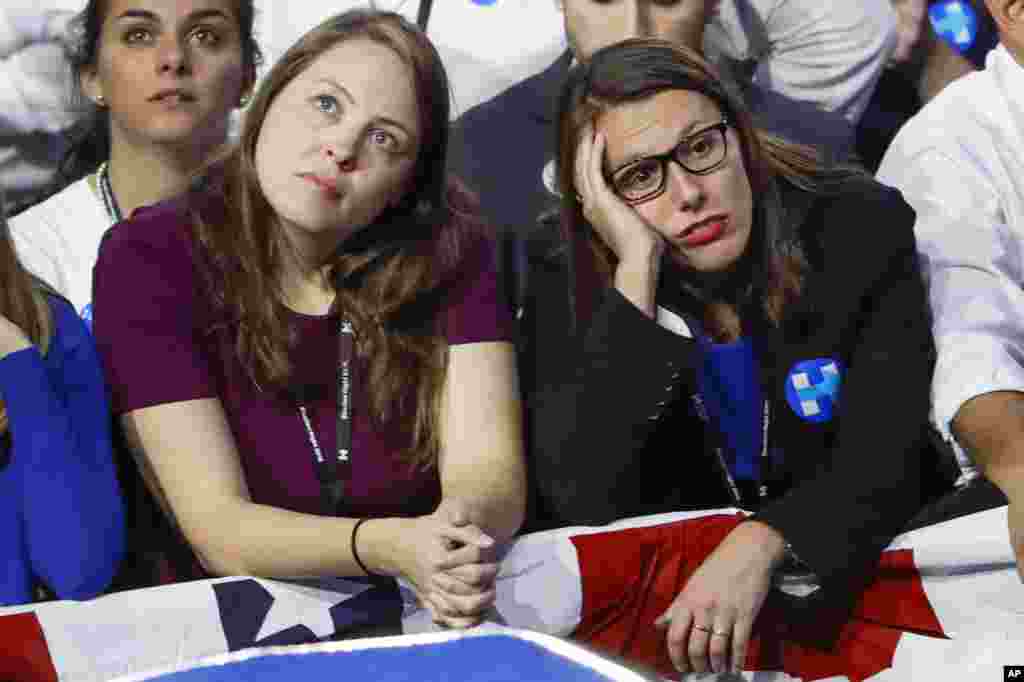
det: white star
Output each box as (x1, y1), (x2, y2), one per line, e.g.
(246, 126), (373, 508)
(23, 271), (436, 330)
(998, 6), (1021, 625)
(255, 578), (374, 641)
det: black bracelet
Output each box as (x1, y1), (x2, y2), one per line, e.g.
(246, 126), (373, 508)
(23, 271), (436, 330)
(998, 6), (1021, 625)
(351, 517), (381, 578)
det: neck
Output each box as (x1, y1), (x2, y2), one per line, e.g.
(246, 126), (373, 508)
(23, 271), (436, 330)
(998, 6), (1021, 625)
(106, 135), (223, 219)
(278, 229), (343, 316)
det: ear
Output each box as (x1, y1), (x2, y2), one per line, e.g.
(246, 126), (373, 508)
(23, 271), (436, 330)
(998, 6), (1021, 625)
(80, 66), (104, 106)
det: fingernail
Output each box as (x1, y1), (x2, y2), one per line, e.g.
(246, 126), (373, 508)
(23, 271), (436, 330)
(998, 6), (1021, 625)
(478, 534), (494, 547)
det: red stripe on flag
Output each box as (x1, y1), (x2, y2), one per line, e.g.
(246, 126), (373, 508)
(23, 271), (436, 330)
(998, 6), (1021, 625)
(572, 518), (947, 681)
(0, 612), (59, 682)
(855, 549), (946, 638)
(571, 513), (748, 677)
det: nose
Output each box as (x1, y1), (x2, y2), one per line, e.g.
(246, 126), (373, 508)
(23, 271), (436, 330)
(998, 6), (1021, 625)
(156, 35), (190, 75)
(621, 0), (653, 39)
(321, 129), (362, 173)
(664, 161), (705, 211)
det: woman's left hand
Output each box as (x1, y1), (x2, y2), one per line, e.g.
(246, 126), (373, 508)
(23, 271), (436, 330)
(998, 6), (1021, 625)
(655, 520), (787, 675)
(0, 314), (33, 359)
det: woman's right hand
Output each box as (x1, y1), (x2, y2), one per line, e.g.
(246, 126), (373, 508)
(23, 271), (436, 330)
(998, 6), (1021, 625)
(574, 123), (665, 267)
(362, 499), (498, 628)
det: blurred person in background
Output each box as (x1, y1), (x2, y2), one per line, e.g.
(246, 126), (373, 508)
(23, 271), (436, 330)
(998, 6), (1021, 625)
(0, 3), (79, 214)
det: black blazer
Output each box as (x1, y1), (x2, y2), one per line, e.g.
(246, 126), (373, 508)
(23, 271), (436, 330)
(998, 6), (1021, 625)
(520, 179), (957, 601)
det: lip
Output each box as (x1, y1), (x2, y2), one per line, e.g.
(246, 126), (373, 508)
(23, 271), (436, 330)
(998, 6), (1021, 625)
(299, 173), (342, 200)
(678, 214), (728, 248)
(149, 89), (195, 103)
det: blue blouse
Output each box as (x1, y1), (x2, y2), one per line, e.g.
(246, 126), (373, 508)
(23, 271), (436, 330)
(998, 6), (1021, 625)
(0, 295), (124, 605)
(698, 336), (763, 483)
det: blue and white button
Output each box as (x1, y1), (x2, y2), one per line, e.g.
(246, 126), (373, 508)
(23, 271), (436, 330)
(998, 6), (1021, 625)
(785, 358), (842, 424)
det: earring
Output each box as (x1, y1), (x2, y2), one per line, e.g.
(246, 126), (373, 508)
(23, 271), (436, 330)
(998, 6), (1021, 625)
(239, 93), (251, 107)
(95, 94), (105, 106)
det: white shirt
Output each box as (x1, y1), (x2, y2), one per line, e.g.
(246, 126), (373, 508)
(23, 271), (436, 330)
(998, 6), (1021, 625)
(9, 176), (113, 319)
(876, 45), (1024, 479)
(706, 0), (897, 152)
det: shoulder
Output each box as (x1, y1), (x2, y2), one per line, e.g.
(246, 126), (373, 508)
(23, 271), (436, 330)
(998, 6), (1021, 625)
(9, 178), (95, 233)
(43, 293), (90, 356)
(95, 193), (198, 271)
(452, 55), (563, 143)
(880, 60), (1005, 174)
(798, 178), (916, 268)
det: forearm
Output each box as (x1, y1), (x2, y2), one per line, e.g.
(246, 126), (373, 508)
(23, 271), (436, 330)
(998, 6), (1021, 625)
(952, 391), (1024, 498)
(530, 288), (690, 524)
(185, 499), (408, 579)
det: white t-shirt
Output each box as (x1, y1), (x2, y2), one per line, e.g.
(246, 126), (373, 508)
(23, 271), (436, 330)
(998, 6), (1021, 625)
(9, 176), (113, 321)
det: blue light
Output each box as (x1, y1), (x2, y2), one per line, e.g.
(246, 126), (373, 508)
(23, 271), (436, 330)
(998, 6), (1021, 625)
(470, 0), (499, 5)
(929, 0), (979, 54)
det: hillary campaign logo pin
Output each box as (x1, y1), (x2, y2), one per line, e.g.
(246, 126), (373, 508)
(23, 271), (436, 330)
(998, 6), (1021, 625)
(785, 358), (842, 423)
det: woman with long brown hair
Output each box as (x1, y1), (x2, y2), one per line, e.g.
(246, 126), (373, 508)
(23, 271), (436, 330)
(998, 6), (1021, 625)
(0, 191), (123, 605)
(522, 38), (955, 674)
(91, 9), (525, 628)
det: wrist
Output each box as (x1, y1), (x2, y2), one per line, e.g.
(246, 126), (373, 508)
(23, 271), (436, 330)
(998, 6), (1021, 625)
(613, 246), (662, 318)
(734, 519), (787, 570)
(353, 516), (404, 578)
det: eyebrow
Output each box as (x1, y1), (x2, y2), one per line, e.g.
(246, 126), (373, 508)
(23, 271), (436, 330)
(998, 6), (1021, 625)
(114, 8), (233, 24)
(612, 118), (720, 170)
(315, 78), (415, 139)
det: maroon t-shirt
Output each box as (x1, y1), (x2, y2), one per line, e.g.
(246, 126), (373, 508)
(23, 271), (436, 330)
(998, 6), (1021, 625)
(92, 198), (512, 520)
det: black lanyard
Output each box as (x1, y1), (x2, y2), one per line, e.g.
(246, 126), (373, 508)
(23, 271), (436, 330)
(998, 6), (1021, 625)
(298, 318), (355, 515)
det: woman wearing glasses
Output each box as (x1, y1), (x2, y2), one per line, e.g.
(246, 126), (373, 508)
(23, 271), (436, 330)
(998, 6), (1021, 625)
(521, 39), (953, 676)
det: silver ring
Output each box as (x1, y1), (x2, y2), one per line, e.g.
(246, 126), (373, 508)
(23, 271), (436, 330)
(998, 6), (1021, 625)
(711, 629), (731, 637)
(693, 625), (712, 633)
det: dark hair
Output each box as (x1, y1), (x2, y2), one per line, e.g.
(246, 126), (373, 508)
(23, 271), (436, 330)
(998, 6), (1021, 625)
(193, 9), (474, 469)
(556, 38), (867, 331)
(55, 0), (263, 185)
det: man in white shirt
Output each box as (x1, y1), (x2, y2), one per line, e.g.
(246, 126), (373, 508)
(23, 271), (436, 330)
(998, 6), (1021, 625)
(876, 0), (1024, 577)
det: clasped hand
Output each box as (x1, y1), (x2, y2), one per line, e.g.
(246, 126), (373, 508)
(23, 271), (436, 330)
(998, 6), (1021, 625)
(399, 499), (499, 629)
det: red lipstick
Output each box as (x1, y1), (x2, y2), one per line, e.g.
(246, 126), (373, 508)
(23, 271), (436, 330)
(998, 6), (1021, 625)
(681, 217), (727, 248)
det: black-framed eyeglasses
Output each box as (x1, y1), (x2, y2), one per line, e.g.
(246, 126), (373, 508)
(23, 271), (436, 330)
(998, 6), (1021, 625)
(607, 119), (730, 205)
